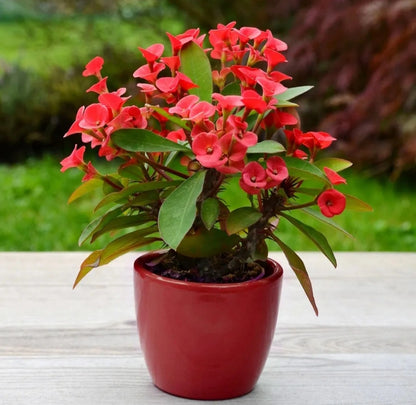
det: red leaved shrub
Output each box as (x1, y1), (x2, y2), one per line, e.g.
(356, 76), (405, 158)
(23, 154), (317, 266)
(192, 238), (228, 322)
(281, 0), (416, 177)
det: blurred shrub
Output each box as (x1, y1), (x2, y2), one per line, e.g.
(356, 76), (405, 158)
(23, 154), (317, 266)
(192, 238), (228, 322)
(0, 45), (142, 162)
(281, 0), (416, 177)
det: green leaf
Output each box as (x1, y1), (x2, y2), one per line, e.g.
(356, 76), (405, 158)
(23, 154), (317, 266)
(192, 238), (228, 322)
(301, 208), (354, 239)
(68, 178), (102, 204)
(102, 175), (123, 194)
(149, 105), (190, 130)
(314, 158), (353, 172)
(226, 207), (262, 235)
(158, 170), (206, 249)
(345, 194), (373, 212)
(179, 41), (213, 102)
(247, 140), (286, 154)
(278, 85), (314, 101)
(91, 213), (154, 243)
(221, 81), (240, 96)
(275, 100), (299, 108)
(112, 128), (189, 152)
(280, 213), (337, 267)
(94, 180), (181, 212)
(118, 163), (144, 180)
(177, 228), (240, 257)
(73, 227), (160, 288)
(73, 250), (103, 288)
(271, 235), (319, 315)
(201, 198), (220, 230)
(78, 207), (124, 245)
(284, 156), (330, 185)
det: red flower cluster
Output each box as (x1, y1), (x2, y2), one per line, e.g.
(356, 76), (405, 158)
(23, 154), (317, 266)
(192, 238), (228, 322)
(61, 22), (347, 218)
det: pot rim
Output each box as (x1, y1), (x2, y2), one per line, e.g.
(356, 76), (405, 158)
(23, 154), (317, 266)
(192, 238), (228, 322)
(134, 251), (283, 292)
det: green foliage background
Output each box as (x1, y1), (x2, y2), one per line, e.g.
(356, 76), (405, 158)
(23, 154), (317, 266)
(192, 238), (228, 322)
(0, 0), (415, 252)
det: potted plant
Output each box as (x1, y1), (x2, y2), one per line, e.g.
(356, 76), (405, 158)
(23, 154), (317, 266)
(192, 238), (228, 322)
(61, 22), (371, 400)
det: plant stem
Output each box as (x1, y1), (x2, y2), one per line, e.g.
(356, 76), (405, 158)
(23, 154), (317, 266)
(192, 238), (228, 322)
(137, 153), (189, 179)
(280, 199), (317, 211)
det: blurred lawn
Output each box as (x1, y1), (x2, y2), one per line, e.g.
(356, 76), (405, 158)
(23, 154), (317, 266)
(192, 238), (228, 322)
(1, 155), (415, 252)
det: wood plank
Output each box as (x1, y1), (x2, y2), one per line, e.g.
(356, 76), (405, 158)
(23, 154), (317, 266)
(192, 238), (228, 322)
(0, 252), (415, 404)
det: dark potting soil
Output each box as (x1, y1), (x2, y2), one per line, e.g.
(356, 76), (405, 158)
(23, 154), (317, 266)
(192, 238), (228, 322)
(143, 249), (267, 283)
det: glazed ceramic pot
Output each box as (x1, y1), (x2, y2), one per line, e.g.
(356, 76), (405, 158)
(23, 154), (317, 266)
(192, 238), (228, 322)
(133, 251), (284, 400)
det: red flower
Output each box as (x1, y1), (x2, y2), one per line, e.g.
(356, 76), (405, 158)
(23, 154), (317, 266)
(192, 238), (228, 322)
(86, 77), (108, 94)
(160, 56), (180, 72)
(192, 132), (226, 168)
(302, 131), (336, 151)
(82, 162), (98, 182)
(241, 89), (267, 113)
(82, 56), (104, 77)
(266, 156), (289, 184)
(187, 101), (216, 123)
(212, 93), (244, 112)
(79, 103), (111, 129)
(133, 62), (165, 83)
(138, 43), (164, 64)
(64, 106), (85, 137)
(166, 128), (187, 143)
(60, 145), (85, 172)
(166, 28), (204, 55)
(108, 106), (147, 130)
(239, 161), (267, 194)
(168, 95), (199, 118)
(324, 167), (347, 185)
(317, 189), (346, 218)
(98, 92), (130, 112)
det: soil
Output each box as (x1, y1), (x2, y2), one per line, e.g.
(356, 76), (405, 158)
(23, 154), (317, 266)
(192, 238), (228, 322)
(143, 249), (267, 283)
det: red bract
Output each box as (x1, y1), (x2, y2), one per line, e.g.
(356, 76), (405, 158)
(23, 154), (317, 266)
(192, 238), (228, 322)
(79, 103), (111, 129)
(139, 43), (164, 64)
(108, 106), (147, 130)
(324, 167), (347, 185)
(167, 129), (187, 143)
(160, 56), (180, 72)
(60, 145), (85, 172)
(188, 101), (216, 123)
(240, 161), (267, 194)
(266, 156), (289, 184)
(192, 132), (226, 168)
(82, 56), (104, 77)
(87, 77), (108, 94)
(82, 162), (98, 182)
(212, 93), (244, 112)
(256, 76), (287, 98)
(64, 107), (85, 137)
(241, 89), (268, 113)
(168, 95), (199, 118)
(133, 62), (165, 83)
(303, 131), (336, 150)
(263, 49), (286, 71)
(317, 189), (346, 217)
(166, 28), (204, 55)
(98, 92), (130, 112)
(263, 109), (298, 129)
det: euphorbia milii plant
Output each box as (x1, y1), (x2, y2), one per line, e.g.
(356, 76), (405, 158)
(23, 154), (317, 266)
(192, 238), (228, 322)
(61, 22), (371, 314)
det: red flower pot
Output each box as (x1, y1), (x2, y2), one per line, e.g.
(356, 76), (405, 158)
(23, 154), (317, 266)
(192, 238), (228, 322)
(133, 251), (284, 400)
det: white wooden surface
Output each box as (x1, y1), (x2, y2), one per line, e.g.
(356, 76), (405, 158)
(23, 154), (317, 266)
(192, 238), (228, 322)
(0, 252), (415, 405)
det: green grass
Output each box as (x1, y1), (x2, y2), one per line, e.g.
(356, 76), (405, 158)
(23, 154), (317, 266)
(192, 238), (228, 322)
(1, 155), (415, 252)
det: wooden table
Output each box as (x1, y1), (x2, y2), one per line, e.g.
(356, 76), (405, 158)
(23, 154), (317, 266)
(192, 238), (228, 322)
(1, 252), (415, 404)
